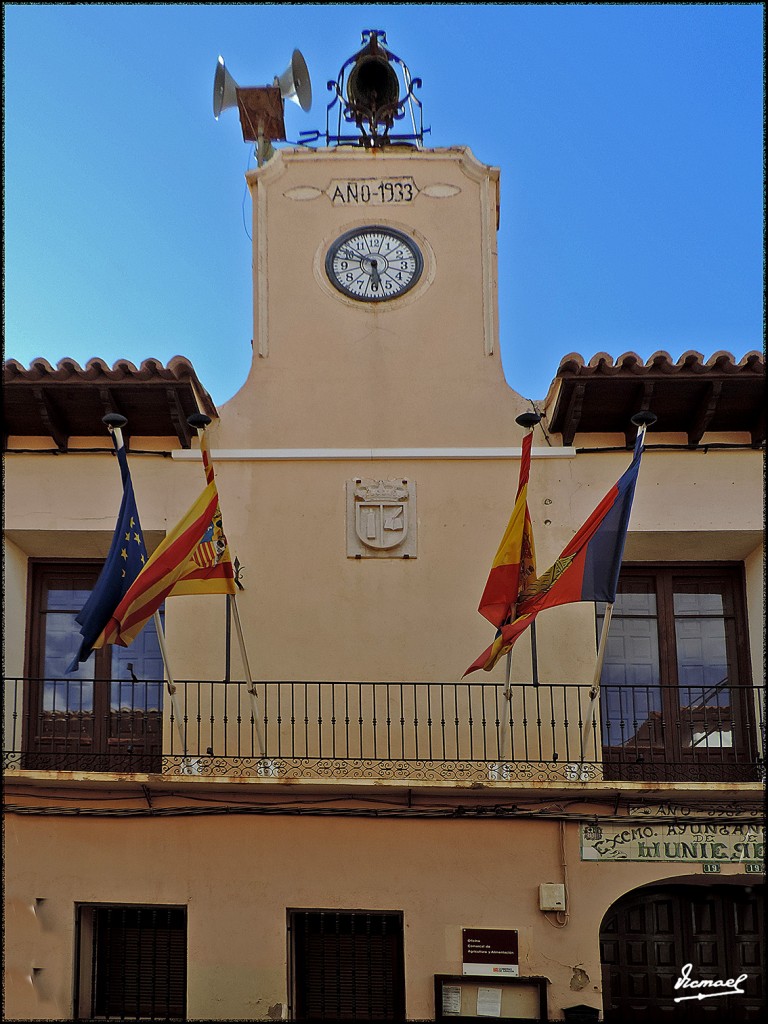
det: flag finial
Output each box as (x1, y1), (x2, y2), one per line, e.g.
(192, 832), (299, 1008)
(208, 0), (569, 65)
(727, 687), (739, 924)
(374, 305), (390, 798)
(630, 411), (657, 428)
(102, 413), (128, 430)
(188, 413), (212, 429)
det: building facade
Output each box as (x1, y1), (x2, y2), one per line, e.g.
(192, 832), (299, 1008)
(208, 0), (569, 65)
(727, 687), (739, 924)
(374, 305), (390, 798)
(4, 50), (765, 1024)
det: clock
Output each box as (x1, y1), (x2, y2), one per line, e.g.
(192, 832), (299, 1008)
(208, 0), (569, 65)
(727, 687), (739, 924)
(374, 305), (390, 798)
(325, 226), (423, 302)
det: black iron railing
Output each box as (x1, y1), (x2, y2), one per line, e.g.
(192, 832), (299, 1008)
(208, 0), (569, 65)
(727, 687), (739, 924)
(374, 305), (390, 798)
(3, 678), (764, 783)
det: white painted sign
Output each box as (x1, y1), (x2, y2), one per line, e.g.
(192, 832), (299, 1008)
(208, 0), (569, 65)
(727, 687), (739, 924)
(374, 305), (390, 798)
(581, 821), (764, 863)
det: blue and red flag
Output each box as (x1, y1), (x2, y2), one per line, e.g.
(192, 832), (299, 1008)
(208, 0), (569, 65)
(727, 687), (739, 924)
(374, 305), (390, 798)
(465, 430), (647, 674)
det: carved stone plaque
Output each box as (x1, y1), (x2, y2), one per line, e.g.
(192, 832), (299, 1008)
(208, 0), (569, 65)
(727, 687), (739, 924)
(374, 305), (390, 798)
(346, 478), (417, 558)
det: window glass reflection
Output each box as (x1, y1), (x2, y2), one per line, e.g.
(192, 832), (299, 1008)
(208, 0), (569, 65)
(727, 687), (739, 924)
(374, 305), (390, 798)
(599, 589), (661, 749)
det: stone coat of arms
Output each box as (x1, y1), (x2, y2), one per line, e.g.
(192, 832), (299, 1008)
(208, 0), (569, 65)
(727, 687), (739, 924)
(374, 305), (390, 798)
(346, 478), (417, 558)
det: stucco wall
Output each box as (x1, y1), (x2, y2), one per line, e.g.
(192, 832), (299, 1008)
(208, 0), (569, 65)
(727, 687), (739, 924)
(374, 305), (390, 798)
(3, 538), (27, 680)
(5, 809), (759, 1021)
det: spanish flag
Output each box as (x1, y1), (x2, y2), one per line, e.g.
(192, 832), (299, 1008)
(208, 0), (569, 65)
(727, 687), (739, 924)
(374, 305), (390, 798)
(94, 432), (234, 649)
(477, 430), (536, 628)
(465, 430), (647, 675)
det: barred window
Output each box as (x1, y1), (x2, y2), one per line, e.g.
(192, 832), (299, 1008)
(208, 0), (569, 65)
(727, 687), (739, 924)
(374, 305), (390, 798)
(290, 910), (405, 1020)
(76, 905), (186, 1020)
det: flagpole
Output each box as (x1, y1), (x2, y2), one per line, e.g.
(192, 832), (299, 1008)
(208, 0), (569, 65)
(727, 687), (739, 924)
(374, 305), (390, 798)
(103, 416), (189, 759)
(152, 610), (190, 760)
(230, 594), (267, 757)
(187, 414), (266, 759)
(498, 412), (541, 763)
(580, 603), (613, 758)
(499, 652), (513, 761)
(579, 412), (657, 761)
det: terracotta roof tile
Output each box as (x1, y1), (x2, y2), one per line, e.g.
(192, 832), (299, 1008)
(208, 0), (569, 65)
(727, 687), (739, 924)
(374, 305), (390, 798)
(4, 356), (217, 450)
(547, 350), (764, 446)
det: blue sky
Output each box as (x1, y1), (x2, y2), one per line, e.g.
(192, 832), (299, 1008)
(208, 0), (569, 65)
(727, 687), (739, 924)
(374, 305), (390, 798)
(4, 3), (763, 408)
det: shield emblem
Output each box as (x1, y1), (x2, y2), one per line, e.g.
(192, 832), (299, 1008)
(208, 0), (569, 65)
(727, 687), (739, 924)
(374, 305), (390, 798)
(355, 500), (408, 550)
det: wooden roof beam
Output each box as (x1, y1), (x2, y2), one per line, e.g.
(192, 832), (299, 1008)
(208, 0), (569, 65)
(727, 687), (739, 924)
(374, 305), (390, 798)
(560, 382), (585, 446)
(165, 387), (194, 449)
(749, 405), (765, 448)
(33, 386), (69, 451)
(98, 385), (126, 422)
(688, 380), (722, 447)
(626, 381), (656, 446)
(98, 386), (129, 446)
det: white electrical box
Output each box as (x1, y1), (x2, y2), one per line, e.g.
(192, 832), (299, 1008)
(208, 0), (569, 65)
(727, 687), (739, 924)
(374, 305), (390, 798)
(539, 883), (566, 911)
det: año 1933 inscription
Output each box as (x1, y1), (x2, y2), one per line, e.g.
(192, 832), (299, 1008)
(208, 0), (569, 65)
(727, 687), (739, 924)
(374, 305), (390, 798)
(328, 177), (417, 205)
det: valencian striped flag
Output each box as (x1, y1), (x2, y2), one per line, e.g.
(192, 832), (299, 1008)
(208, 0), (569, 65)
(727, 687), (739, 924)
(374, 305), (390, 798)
(171, 432), (236, 597)
(94, 432), (234, 650)
(465, 430), (647, 675)
(477, 430), (537, 629)
(66, 432), (148, 671)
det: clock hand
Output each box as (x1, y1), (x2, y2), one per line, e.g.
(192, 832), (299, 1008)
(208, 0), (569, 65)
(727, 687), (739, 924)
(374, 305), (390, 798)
(370, 260), (382, 287)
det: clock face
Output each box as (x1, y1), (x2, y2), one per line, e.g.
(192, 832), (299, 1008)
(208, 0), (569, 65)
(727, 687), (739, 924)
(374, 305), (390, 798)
(326, 226), (423, 302)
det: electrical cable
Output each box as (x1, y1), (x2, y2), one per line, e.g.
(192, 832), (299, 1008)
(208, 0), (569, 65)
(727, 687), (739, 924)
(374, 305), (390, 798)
(241, 146), (253, 241)
(4, 800), (763, 826)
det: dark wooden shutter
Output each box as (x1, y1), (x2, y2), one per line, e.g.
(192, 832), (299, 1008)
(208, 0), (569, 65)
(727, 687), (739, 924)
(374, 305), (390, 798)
(92, 906), (186, 1019)
(292, 910), (405, 1020)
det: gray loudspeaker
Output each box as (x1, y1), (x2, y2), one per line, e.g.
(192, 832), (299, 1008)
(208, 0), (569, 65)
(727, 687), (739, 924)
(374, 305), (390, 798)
(275, 49), (312, 112)
(213, 56), (240, 119)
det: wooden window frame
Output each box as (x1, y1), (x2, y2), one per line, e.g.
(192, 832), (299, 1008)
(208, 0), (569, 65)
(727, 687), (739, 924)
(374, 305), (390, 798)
(22, 558), (164, 772)
(600, 561), (758, 780)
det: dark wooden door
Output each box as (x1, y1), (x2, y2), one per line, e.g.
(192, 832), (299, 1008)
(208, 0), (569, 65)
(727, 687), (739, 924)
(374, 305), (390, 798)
(600, 884), (765, 1022)
(23, 561), (163, 772)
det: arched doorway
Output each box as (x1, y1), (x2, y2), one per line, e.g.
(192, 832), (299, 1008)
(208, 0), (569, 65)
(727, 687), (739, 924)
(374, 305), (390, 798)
(600, 880), (764, 1022)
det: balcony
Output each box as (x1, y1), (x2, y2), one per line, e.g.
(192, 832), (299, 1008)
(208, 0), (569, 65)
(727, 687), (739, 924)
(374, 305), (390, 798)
(3, 678), (764, 785)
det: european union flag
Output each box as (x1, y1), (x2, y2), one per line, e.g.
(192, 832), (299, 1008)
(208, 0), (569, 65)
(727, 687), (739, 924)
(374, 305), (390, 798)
(67, 435), (147, 672)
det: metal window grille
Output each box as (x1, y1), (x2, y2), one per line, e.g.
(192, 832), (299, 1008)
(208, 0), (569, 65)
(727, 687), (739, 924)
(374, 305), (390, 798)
(78, 905), (186, 1020)
(290, 910), (405, 1020)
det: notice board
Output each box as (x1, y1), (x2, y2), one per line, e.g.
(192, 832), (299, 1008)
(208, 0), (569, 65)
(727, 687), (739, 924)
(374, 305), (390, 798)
(434, 974), (548, 1022)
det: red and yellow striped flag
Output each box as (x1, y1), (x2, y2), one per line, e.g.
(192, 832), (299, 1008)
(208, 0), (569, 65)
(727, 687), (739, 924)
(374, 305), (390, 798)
(94, 432), (234, 648)
(465, 428), (648, 675)
(477, 430), (537, 629)
(172, 433), (236, 597)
